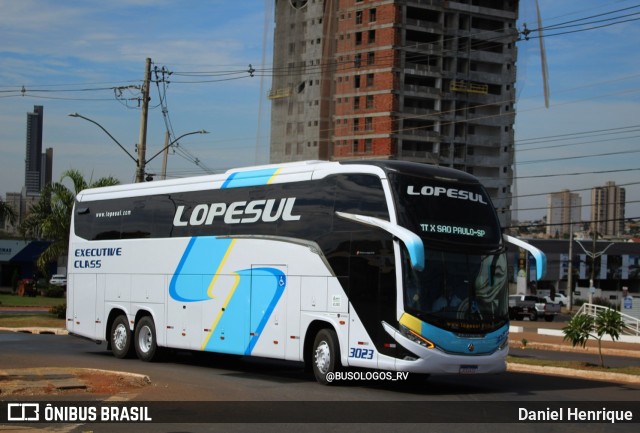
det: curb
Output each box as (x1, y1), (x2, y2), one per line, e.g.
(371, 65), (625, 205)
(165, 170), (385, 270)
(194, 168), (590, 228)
(507, 362), (640, 385)
(0, 327), (68, 335)
(508, 339), (640, 359)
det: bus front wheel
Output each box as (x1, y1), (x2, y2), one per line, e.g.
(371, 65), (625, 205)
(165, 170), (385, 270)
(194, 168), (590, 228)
(312, 328), (341, 385)
(134, 316), (159, 362)
(110, 315), (132, 358)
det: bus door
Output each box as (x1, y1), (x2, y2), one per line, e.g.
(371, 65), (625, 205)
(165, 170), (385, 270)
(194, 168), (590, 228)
(346, 235), (397, 368)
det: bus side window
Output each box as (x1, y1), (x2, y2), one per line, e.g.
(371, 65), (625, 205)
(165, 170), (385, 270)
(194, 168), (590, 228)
(333, 174), (389, 232)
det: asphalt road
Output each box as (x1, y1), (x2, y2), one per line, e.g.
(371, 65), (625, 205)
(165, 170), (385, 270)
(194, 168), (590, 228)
(1, 331), (639, 432)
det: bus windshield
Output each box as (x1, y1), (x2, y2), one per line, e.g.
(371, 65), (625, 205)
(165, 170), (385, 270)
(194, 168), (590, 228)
(388, 172), (501, 249)
(403, 248), (509, 333)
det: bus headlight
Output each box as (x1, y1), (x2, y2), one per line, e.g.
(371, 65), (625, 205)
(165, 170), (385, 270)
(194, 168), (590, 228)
(400, 324), (435, 349)
(498, 331), (509, 350)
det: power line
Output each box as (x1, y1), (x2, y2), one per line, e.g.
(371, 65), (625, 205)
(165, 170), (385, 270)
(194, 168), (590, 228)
(513, 181), (640, 200)
(515, 167), (640, 180)
(511, 199), (640, 214)
(520, 3), (640, 39)
(517, 148), (640, 165)
(0, 3), (635, 93)
(517, 134), (640, 153)
(151, 64), (214, 175)
(506, 215), (639, 230)
(516, 124), (640, 146)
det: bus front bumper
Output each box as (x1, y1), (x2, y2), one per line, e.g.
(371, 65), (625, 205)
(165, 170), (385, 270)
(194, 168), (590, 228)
(382, 321), (508, 375)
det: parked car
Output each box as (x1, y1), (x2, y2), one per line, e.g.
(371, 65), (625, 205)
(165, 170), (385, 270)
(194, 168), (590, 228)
(544, 291), (568, 306)
(509, 294), (561, 322)
(49, 274), (67, 287)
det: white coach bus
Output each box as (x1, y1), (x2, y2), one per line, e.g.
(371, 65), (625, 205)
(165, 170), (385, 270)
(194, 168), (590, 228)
(66, 160), (545, 384)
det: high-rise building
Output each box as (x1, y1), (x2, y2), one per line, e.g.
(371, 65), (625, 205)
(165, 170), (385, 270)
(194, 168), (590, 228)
(25, 105), (44, 196)
(41, 147), (53, 190)
(270, 0), (519, 226)
(591, 181), (625, 237)
(546, 190), (581, 238)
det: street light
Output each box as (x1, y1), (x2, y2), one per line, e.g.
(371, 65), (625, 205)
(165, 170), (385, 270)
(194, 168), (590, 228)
(145, 129), (209, 181)
(68, 113), (137, 165)
(69, 112), (208, 182)
(575, 239), (615, 304)
(145, 130), (209, 165)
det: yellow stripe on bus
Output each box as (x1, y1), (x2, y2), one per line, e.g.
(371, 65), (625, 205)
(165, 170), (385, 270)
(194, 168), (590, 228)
(266, 168), (282, 184)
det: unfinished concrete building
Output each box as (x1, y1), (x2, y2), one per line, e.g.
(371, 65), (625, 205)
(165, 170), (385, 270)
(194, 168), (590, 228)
(270, 0), (519, 225)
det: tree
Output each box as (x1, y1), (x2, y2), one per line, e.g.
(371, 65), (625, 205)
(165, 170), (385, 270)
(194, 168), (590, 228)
(562, 308), (625, 367)
(0, 198), (17, 227)
(20, 169), (120, 272)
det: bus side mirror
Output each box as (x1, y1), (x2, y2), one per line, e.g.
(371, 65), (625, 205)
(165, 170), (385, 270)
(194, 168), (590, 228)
(503, 234), (547, 280)
(335, 211), (425, 271)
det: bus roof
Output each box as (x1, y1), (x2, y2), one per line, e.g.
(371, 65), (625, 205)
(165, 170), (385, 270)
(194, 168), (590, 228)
(341, 160), (480, 183)
(75, 160), (480, 202)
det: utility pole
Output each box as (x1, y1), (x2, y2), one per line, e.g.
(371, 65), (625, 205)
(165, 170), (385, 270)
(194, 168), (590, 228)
(161, 130), (170, 180)
(567, 219), (573, 311)
(136, 57), (152, 183)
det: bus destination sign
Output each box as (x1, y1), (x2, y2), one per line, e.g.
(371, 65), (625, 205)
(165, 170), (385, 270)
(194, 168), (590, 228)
(420, 223), (487, 238)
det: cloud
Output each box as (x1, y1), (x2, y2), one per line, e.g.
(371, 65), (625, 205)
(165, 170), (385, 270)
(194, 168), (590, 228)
(0, 1), (269, 82)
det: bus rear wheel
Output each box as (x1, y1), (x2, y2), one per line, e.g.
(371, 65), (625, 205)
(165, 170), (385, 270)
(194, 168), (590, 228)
(134, 316), (159, 362)
(110, 315), (132, 358)
(312, 328), (341, 385)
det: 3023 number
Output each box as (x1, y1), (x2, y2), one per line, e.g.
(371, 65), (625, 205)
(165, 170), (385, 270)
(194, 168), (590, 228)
(349, 347), (374, 359)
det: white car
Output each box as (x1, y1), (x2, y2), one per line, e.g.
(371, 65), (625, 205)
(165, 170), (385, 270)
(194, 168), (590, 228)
(49, 274), (67, 286)
(545, 292), (568, 306)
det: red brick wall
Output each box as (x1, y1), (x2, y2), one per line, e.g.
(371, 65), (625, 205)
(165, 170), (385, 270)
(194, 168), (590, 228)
(332, 1), (400, 158)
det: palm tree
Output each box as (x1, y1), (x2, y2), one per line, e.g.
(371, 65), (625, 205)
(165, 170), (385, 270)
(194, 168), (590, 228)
(0, 198), (17, 227)
(20, 169), (120, 272)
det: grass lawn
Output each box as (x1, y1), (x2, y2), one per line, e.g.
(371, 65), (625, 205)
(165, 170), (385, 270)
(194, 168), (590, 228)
(0, 314), (65, 328)
(0, 293), (66, 328)
(0, 293), (65, 308)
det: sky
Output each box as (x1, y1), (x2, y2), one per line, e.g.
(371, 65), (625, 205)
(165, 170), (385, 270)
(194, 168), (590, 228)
(0, 0), (639, 224)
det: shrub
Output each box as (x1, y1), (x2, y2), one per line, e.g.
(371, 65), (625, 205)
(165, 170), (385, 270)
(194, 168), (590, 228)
(49, 303), (66, 319)
(573, 299), (586, 307)
(45, 286), (65, 298)
(591, 296), (616, 309)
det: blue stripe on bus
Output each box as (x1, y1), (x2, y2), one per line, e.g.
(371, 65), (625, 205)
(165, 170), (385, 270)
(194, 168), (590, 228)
(421, 321), (509, 355)
(205, 269), (250, 354)
(221, 168), (280, 189)
(203, 266), (285, 355)
(169, 237), (234, 302)
(169, 236), (286, 355)
(245, 268), (286, 355)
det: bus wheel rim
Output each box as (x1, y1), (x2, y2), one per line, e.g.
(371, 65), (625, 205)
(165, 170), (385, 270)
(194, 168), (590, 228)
(138, 326), (153, 353)
(113, 324), (127, 351)
(315, 340), (331, 374)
